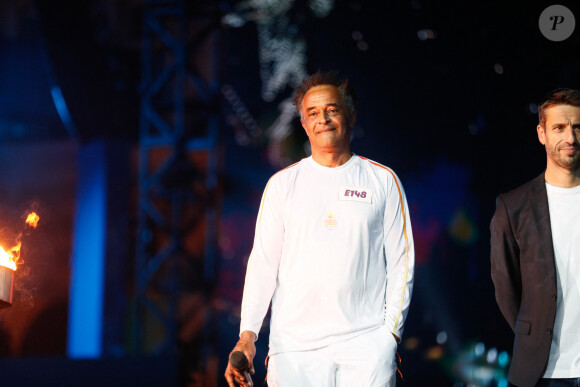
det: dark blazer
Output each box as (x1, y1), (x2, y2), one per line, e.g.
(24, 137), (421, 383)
(490, 173), (558, 387)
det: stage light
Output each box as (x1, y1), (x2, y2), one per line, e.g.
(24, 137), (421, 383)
(436, 331), (448, 344)
(498, 378), (509, 387)
(474, 342), (485, 357)
(486, 347), (497, 364)
(404, 336), (420, 350)
(498, 351), (509, 367)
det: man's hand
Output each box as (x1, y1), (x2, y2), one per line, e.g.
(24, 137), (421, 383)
(225, 331), (257, 387)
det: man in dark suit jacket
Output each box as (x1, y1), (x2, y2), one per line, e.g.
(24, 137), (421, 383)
(491, 88), (580, 387)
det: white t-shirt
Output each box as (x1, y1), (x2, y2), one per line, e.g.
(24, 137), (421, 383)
(544, 183), (580, 378)
(240, 155), (414, 356)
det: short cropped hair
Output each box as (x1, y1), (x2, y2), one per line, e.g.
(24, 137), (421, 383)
(294, 70), (358, 122)
(538, 88), (580, 127)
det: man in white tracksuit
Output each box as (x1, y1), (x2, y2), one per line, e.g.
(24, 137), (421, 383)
(225, 71), (415, 387)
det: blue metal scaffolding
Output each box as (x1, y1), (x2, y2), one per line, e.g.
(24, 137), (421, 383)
(135, 1), (223, 375)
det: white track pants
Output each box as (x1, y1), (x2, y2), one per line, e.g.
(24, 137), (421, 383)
(267, 326), (398, 387)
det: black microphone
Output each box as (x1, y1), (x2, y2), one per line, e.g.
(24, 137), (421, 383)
(230, 351), (249, 371)
(230, 351), (253, 386)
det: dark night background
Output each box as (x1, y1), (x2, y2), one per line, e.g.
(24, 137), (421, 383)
(0, 0), (579, 386)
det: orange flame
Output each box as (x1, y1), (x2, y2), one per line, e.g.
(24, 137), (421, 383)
(0, 211), (40, 271)
(26, 212), (40, 229)
(0, 241), (21, 271)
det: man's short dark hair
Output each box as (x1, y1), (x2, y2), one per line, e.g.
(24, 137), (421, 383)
(294, 70), (358, 121)
(538, 88), (580, 127)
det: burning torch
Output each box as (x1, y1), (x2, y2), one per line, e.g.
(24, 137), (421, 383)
(0, 212), (39, 308)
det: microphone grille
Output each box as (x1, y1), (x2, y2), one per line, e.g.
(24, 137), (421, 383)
(230, 351), (249, 369)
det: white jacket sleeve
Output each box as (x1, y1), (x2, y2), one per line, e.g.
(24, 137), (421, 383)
(383, 172), (414, 341)
(239, 175), (285, 339)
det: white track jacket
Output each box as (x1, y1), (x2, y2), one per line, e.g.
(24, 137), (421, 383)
(240, 155), (414, 356)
